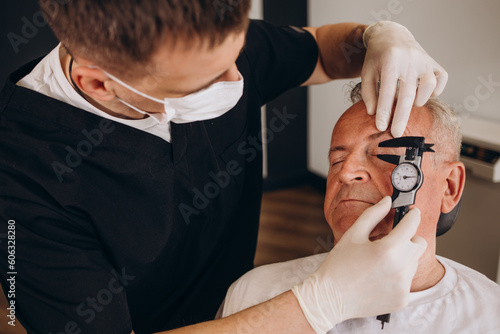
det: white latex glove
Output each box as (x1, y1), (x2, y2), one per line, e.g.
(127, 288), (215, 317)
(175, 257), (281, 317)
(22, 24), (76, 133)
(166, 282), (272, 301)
(360, 21), (448, 138)
(291, 196), (427, 334)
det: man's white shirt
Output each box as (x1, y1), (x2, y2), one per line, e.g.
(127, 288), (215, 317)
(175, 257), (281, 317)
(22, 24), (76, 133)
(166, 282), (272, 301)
(222, 253), (500, 333)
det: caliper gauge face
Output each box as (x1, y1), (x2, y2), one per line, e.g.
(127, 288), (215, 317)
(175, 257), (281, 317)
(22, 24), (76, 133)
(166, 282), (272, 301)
(391, 162), (421, 192)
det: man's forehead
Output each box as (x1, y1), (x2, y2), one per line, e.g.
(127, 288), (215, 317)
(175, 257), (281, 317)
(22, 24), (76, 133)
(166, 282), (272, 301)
(331, 101), (431, 146)
(330, 103), (384, 144)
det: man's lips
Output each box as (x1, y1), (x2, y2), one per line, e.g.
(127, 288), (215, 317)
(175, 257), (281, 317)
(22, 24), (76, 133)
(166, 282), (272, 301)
(339, 199), (375, 205)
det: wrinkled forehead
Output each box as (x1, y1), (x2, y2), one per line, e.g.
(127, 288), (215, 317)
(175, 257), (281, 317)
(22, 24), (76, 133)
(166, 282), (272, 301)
(331, 101), (433, 146)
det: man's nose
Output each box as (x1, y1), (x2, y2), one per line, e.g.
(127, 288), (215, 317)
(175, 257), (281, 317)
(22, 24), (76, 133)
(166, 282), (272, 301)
(338, 154), (370, 184)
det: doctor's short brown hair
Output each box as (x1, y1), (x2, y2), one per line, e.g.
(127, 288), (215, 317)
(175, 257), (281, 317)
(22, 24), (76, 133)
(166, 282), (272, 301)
(39, 0), (251, 77)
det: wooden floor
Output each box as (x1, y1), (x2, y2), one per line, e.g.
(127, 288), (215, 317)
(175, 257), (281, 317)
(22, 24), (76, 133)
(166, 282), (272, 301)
(254, 185), (333, 267)
(0, 185), (330, 333)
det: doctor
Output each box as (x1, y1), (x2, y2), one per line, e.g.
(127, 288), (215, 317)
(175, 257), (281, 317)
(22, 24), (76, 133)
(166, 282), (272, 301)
(0, 0), (444, 333)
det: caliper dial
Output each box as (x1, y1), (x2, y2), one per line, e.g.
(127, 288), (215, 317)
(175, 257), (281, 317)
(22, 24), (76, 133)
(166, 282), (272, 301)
(391, 162), (420, 192)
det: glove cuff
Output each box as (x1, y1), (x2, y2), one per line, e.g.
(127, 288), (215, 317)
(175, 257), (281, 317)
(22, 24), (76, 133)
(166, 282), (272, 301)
(362, 22), (378, 48)
(291, 284), (327, 334)
(363, 21), (412, 48)
(291, 275), (342, 334)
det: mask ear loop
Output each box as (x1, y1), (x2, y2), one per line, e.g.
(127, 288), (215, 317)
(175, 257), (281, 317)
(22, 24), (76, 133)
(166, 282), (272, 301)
(114, 97), (167, 124)
(88, 65), (165, 104)
(87, 65), (169, 124)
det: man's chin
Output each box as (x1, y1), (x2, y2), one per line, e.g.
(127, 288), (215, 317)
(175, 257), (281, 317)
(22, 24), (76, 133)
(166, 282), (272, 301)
(329, 204), (393, 242)
(332, 202), (372, 221)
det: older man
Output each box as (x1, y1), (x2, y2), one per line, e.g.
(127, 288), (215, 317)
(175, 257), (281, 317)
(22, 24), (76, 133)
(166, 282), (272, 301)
(221, 84), (500, 333)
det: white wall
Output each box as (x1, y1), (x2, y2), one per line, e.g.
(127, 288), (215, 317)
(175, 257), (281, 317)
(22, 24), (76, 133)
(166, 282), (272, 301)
(249, 0), (263, 19)
(308, 0), (500, 177)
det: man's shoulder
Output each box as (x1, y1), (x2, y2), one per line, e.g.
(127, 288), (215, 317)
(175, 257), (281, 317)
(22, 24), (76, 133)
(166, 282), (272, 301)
(236, 252), (327, 289)
(438, 255), (500, 291)
(437, 256), (500, 294)
(424, 256), (500, 332)
(222, 253), (327, 317)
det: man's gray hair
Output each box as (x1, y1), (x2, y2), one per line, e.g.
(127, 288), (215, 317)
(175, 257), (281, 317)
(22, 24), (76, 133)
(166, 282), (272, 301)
(349, 82), (462, 162)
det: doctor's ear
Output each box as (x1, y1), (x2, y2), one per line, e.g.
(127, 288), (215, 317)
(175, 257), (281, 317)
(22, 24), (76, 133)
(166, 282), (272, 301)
(441, 161), (466, 214)
(70, 63), (117, 102)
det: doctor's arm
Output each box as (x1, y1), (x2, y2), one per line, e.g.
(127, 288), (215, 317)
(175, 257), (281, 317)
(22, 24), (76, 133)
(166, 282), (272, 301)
(302, 21), (448, 138)
(154, 197), (426, 334)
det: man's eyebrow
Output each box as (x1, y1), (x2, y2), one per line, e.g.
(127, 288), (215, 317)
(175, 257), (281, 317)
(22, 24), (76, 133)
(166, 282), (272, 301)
(328, 146), (346, 159)
(368, 130), (391, 141)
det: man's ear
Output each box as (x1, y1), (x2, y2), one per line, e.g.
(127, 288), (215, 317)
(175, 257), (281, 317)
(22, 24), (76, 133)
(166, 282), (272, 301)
(441, 161), (466, 214)
(71, 65), (117, 102)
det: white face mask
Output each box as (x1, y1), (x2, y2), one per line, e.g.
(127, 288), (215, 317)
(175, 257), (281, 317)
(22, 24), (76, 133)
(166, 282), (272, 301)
(93, 67), (244, 126)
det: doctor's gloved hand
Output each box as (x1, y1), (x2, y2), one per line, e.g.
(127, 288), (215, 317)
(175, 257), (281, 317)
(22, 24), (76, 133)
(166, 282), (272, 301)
(291, 197), (427, 334)
(360, 21), (448, 138)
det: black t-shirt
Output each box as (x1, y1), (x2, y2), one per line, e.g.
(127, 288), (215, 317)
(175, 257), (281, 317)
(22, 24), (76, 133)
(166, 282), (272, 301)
(0, 20), (318, 333)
